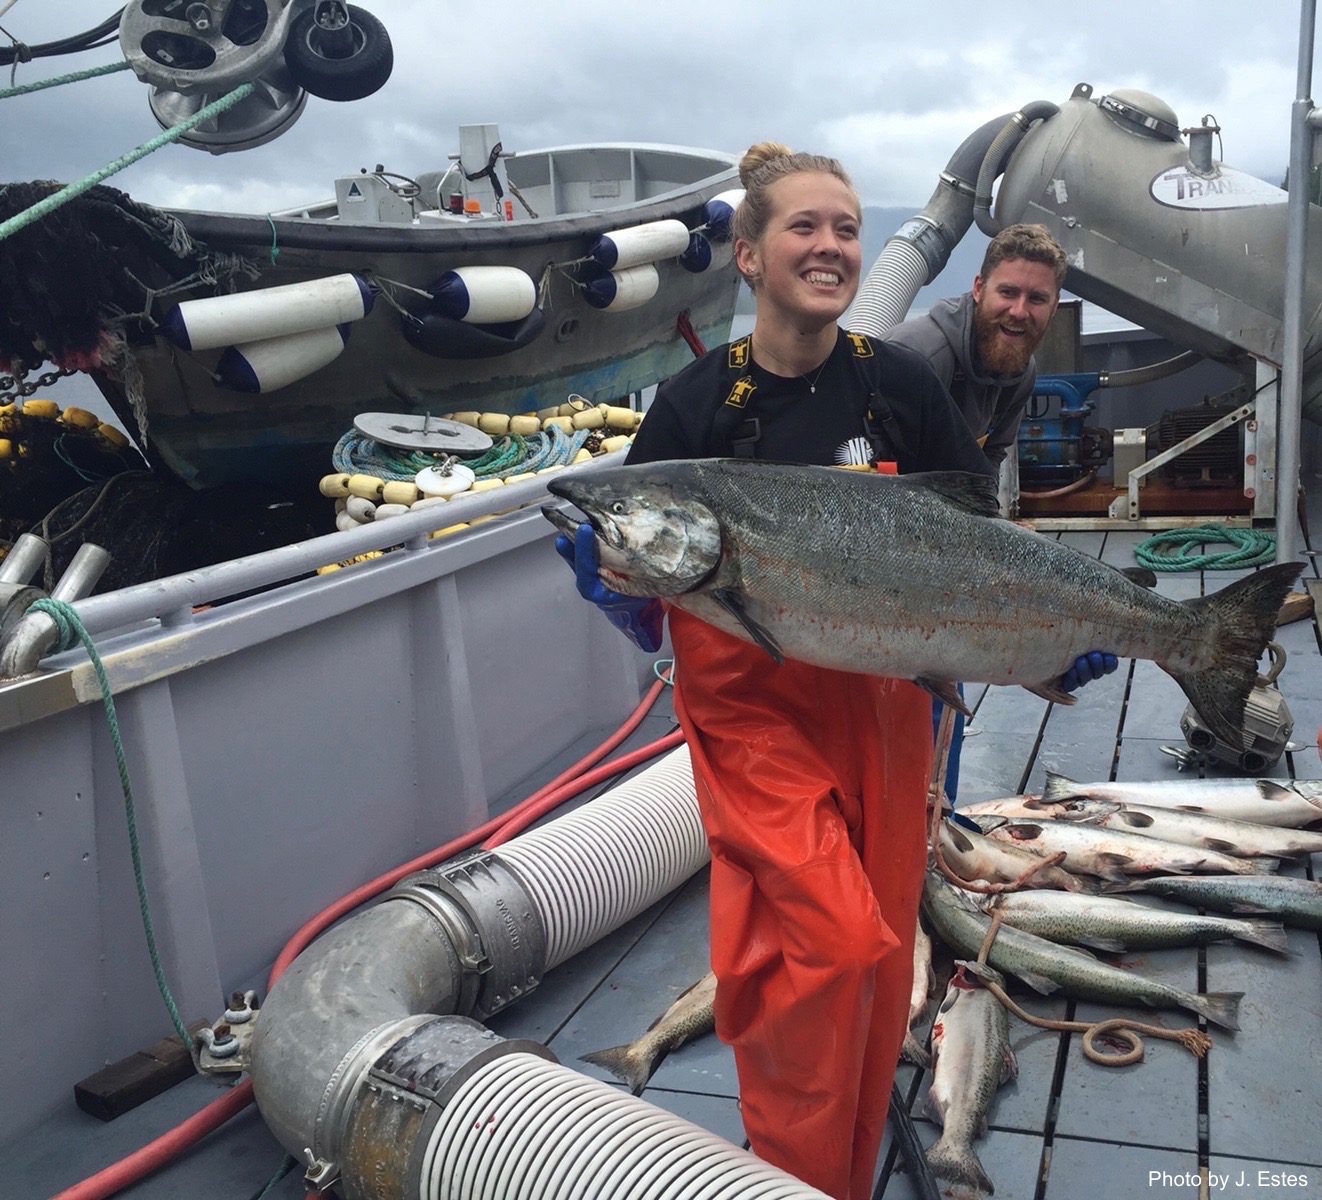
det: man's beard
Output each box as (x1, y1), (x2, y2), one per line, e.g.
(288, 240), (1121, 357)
(973, 303), (1038, 376)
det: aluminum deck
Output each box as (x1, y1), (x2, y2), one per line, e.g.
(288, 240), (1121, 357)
(9, 496), (1321, 1200)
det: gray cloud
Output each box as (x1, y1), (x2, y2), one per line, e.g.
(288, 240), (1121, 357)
(2, 2), (1308, 212)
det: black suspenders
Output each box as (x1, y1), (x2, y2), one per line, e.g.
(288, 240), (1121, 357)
(709, 333), (907, 463)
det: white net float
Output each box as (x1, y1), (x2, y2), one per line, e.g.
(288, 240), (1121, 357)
(215, 325), (350, 394)
(428, 266), (537, 324)
(589, 219), (691, 270)
(164, 273), (375, 352)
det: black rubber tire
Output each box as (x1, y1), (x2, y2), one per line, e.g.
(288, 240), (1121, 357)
(283, 4), (393, 102)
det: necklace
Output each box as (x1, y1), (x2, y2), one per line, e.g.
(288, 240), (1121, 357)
(802, 357), (830, 394)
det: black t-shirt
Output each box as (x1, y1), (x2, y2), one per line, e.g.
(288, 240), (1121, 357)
(627, 328), (994, 476)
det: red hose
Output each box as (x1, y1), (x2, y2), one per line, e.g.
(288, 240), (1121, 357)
(53, 673), (679, 1200)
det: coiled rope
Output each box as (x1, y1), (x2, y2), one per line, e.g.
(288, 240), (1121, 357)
(1135, 525), (1277, 571)
(27, 597), (195, 1056)
(332, 423), (592, 481)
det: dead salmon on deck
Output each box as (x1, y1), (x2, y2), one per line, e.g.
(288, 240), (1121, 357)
(544, 460), (1303, 747)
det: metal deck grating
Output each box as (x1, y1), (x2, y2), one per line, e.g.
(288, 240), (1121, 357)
(9, 494), (1321, 1200)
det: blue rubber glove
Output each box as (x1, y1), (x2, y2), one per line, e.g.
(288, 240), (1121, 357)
(555, 522), (664, 653)
(1059, 651), (1119, 693)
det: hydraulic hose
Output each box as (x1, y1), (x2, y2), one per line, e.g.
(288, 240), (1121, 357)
(973, 100), (1061, 237)
(1100, 349), (1204, 389)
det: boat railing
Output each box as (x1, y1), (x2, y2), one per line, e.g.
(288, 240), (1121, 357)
(0, 450), (629, 720)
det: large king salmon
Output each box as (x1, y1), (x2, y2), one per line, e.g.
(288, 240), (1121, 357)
(545, 460), (1302, 747)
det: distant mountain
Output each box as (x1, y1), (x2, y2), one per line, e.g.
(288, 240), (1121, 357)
(734, 205), (991, 316)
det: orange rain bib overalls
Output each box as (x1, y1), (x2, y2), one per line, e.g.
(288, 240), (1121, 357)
(669, 605), (933, 1200)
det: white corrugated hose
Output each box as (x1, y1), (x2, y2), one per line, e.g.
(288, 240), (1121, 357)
(498, 746), (709, 969)
(418, 1052), (832, 1200)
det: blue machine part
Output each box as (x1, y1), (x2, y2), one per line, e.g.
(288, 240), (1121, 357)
(1017, 372), (1104, 484)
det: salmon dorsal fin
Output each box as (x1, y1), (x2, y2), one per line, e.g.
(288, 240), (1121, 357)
(899, 470), (1001, 518)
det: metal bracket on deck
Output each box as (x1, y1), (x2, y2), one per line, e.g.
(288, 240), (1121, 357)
(1107, 400), (1256, 522)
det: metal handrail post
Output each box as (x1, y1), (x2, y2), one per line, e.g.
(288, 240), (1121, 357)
(1278, 0), (1319, 563)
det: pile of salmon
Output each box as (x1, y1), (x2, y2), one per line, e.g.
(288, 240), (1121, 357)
(918, 772), (1322, 1193)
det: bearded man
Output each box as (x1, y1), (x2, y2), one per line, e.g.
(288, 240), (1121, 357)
(881, 223), (1066, 466)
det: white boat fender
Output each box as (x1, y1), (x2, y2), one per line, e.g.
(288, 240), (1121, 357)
(163, 273), (376, 352)
(215, 325), (351, 394)
(578, 263), (660, 312)
(703, 188), (745, 241)
(416, 463), (477, 497)
(345, 495), (377, 522)
(401, 306), (545, 360)
(428, 266), (537, 324)
(589, 219), (691, 270)
(679, 232), (735, 274)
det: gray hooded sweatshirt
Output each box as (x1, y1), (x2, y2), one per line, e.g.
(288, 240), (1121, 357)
(879, 293), (1036, 466)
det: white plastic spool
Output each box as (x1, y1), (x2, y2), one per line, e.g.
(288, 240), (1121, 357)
(164, 273), (374, 351)
(580, 263), (660, 313)
(416, 463), (476, 497)
(589, 219), (691, 270)
(215, 325), (349, 394)
(429, 266), (537, 324)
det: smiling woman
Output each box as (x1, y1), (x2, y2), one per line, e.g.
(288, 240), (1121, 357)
(554, 141), (996, 1200)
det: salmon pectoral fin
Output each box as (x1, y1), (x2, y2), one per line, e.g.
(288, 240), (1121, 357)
(1025, 680), (1077, 705)
(709, 588), (784, 663)
(915, 676), (972, 716)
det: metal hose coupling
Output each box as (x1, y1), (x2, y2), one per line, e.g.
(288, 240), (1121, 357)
(334, 1015), (555, 1200)
(387, 850), (548, 1020)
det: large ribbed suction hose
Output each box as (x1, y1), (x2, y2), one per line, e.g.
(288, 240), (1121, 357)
(848, 114), (1009, 336)
(252, 746), (749, 1199)
(498, 746), (706, 968)
(973, 100), (1060, 237)
(418, 1052), (831, 1199)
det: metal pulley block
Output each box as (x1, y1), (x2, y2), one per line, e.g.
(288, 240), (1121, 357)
(1169, 642), (1297, 773)
(119, 0), (302, 95)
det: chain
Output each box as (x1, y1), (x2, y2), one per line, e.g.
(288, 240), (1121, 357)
(0, 365), (76, 401)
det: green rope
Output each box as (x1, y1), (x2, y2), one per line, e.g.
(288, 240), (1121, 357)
(29, 598), (195, 1053)
(1134, 525), (1278, 571)
(0, 81), (255, 244)
(0, 59), (131, 99)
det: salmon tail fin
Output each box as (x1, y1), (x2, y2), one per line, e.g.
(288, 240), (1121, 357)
(926, 1136), (996, 1194)
(900, 1032), (931, 1069)
(580, 1045), (655, 1095)
(1173, 562), (1303, 748)
(1232, 919), (1290, 956)
(1194, 990), (1243, 1031)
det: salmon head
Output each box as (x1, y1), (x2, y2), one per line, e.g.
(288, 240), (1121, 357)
(543, 463), (724, 597)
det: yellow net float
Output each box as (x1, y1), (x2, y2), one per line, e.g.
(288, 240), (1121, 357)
(346, 473), (386, 501)
(97, 423), (131, 448)
(59, 406), (100, 430)
(381, 480), (420, 506)
(21, 398), (59, 419)
(508, 414), (541, 437)
(320, 473), (353, 498)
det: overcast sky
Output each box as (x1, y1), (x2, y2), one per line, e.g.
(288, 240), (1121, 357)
(1, 2), (1314, 216)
